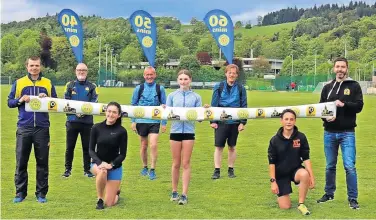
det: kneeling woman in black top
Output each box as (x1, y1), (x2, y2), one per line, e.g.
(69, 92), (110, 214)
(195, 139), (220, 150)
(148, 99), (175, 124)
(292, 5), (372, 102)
(89, 102), (128, 209)
(268, 109), (315, 215)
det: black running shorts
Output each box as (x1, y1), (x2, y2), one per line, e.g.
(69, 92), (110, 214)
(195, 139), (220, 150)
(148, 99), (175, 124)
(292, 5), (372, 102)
(214, 123), (239, 147)
(136, 123), (160, 137)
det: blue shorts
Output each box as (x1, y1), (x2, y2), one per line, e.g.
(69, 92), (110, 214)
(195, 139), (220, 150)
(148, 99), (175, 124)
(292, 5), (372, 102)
(90, 163), (123, 180)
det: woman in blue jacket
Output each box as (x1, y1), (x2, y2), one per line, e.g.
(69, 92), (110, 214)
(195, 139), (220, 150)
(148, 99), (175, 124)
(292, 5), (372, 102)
(166, 69), (203, 205)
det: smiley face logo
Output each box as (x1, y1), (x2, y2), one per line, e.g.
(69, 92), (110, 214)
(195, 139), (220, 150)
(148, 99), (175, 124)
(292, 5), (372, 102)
(218, 34), (230, 46)
(142, 36), (153, 48)
(69, 35), (80, 47)
(237, 109), (249, 119)
(29, 98), (42, 111)
(186, 110), (198, 120)
(291, 107), (300, 116)
(81, 103), (93, 114)
(133, 107), (145, 118)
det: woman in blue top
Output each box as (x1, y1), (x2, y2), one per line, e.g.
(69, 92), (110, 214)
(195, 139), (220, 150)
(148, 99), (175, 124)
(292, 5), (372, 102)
(166, 69), (203, 205)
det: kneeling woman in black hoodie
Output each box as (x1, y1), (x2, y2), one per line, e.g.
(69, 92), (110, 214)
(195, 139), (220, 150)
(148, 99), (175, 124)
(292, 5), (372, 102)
(268, 109), (315, 215)
(89, 102), (128, 209)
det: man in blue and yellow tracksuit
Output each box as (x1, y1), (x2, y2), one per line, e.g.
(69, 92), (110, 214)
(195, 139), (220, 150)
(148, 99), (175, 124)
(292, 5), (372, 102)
(210, 64), (248, 180)
(7, 56), (57, 203)
(62, 63), (99, 178)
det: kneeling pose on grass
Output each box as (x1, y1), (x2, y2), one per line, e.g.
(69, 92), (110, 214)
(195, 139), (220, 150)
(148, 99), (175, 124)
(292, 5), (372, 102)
(89, 102), (128, 209)
(268, 109), (315, 215)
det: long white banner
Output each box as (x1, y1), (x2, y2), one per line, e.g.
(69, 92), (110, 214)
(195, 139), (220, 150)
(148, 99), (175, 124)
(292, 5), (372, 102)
(25, 96), (336, 121)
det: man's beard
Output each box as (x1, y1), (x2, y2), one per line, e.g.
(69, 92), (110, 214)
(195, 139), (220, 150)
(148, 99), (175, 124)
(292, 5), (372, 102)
(77, 75), (86, 81)
(336, 72), (346, 79)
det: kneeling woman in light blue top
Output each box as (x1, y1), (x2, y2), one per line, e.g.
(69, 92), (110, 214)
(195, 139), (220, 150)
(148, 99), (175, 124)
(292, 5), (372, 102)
(166, 69), (204, 205)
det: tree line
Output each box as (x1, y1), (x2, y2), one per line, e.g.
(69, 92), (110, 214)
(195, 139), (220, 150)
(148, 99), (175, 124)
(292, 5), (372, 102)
(262, 1), (376, 26)
(1, 2), (376, 85)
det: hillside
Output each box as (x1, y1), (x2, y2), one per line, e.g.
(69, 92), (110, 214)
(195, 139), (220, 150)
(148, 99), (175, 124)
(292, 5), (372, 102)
(1, 3), (376, 83)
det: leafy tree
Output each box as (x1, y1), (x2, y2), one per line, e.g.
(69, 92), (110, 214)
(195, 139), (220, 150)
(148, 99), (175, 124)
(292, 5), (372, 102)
(235, 32), (243, 41)
(178, 55), (200, 72)
(1, 34), (18, 63)
(155, 48), (169, 68)
(197, 37), (213, 53)
(50, 36), (76, 72)
(192, 21), (207, 35)
(120, 45), (142, 66)
(235, 21), (243, 28)
(182, 33), (200, 52)
(190, 17), (198, 25)
(252, 56), (271, 74)
(17, 38), (42, 64)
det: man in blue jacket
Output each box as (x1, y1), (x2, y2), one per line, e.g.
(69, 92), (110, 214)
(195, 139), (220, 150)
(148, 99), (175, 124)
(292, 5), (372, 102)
(62, 63), (99, 178)
(210, 64), (247, 179)
(8, 56), (57, 203)
(131, 67), (167, 180)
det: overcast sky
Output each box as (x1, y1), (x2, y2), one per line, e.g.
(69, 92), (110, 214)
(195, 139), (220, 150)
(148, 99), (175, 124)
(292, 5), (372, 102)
(2, 0), (375, 24)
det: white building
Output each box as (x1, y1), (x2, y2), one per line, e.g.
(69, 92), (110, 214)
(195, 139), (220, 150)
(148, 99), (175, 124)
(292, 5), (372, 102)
(242, 58), (283, 74)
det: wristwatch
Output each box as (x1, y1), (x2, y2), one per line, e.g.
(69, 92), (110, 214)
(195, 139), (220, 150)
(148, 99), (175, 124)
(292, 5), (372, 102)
(270, 178), (276, 183)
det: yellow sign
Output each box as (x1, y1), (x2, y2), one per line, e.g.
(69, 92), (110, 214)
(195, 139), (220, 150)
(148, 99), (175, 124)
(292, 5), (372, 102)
(69, 35), (80, 47)
(344, 88), (350, 95)
(306, 106), (316, 117)
(29, 98), (42, 111)
(204, 109), (214, 120)
(237, 109), (249, 119)
(100, 105), (107, 115)
(133, 107), (145, 118)
(81, 103), (93, 114)
(186, 110), (198, 120)
(48, 101), (57, 111)
(218, 34), (230, 46)
(256, 109), (265, 118)
(152, 108), (161, 119)
(142, 36), (153, 48)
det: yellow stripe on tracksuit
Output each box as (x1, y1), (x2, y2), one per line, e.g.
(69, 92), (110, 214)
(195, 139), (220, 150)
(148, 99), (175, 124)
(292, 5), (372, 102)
(15, 76), (52, 98)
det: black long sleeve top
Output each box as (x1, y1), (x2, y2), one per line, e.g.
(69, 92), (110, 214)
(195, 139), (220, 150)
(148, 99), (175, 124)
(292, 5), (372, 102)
(89, 120), (127, 169)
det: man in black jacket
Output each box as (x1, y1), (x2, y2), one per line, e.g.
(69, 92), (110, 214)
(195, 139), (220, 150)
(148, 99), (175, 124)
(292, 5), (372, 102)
(268, 109), (315, 215)
(317, 57), (363, 210)
(62, 63), (99, 178)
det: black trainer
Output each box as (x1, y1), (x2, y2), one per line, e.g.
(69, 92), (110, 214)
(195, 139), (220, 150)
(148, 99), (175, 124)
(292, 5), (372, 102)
(211, 170), (220, 179)
(62, 169), (71, 178)
(228, 169), (236, 178)
(84, 170), (95, 178)
(349, 199), (360, 209)
(96, 198), (104, 210)
(317, 194), (334, 203)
